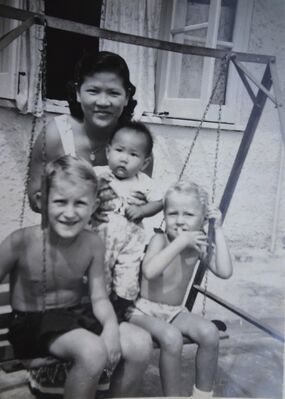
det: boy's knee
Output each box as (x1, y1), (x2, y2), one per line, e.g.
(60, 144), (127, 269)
(160, 325), (183, 353)
(75, 341), (107, 374)
(124, 327), (152, 363)
(198, 322), (219, 348)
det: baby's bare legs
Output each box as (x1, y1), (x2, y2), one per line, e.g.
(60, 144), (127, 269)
(131, 315), (183, 396)
(172, 312), (219, 392)
(49, 328), (107, 399)
(109, 322), (153, 397)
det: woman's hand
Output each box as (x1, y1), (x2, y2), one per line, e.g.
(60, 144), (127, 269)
(94, 180), (117, 223)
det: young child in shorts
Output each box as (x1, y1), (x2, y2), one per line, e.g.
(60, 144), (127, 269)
(129, 181), (233, 398)
(93, 120), (163, 318)
(0, 155), (120, 399)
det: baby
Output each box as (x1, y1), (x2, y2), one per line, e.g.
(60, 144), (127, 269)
(93, 121), (163, 318)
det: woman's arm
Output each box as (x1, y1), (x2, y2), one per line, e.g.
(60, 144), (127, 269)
(27, 120), (64, 212)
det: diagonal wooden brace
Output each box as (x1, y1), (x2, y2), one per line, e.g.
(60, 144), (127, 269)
(231, 57), (277, 106)
(231, 57), (257, 104)
(0, 16), (36, 52)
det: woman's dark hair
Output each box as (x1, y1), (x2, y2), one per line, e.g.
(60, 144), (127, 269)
(66, 51), (137, 123)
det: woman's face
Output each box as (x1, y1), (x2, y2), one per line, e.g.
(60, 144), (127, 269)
(76, 71), (129, 131)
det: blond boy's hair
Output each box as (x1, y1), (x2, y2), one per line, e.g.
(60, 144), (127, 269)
(46, 155), (98, 194)
(164, 181), (209, 217)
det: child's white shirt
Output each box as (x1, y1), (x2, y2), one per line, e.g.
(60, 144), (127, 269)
(94, 165), (162, 214)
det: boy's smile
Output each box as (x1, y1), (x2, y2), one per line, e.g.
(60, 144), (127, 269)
(47, 178), (97, 241)
(164, 193), (205, 241)
(106, 128), (149, 179)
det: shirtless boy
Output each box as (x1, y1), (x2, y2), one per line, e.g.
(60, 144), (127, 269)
(0, 155), (120, 399)
(129, 181), (233, 397)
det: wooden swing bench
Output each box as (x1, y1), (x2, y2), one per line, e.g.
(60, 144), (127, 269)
(0, 277), (229, 378)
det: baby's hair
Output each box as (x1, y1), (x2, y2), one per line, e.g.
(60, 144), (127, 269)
(164, 181), (209, 217)
(45, 155), (98, 195)
(109, 120), (153, 157)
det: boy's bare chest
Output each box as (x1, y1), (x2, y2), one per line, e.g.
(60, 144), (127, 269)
(165, 252), (198, 282)
(19, 241), (90, 286)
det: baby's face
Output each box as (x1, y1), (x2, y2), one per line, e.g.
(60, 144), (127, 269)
(164, 192), (205, 240)
(48, 177), (97, 240)
(106, 128), (149, 179)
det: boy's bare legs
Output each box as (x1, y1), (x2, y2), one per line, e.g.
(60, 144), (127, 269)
(109, 322), (153, 397)
(172, 312), (219, 392)
(131, 315), (183, 396)
(49, 328), (107, 399)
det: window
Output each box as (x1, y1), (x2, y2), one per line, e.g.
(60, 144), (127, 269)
(0, 0), (21, 100)
(0, 0), (102, 107)
(45, 0), (102, 100)
(156, 0), (254, 123)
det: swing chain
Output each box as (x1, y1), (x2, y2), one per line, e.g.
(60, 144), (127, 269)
(178, 55), (229, 182)
(19, 21), (48, 227)
(211, 102), (222, 204)
(40, 20), (48, 312)
(202, 102), (222, 317)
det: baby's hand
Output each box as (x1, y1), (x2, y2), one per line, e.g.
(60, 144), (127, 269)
(177, 230), (208, 254)
(125, 205), (143, 222)
(207, 205), (222, 228)
(127, 190), (148, 206)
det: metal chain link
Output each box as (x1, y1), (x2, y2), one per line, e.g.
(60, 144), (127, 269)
(40, 20), (48, 313)
(202, 102), (222, 317)
(19, 22), (47, 227)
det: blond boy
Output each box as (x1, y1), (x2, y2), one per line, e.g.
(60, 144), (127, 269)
(0, 156), (120, 399)
(129, 181), (233, 397)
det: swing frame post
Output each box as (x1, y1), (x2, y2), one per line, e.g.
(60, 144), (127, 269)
(219, 62), (273, 219)
(0, 4), (284, 344)
(186, 61), (273, 310)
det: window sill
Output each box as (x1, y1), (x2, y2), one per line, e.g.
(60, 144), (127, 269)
(140, 113), (245, 132)
(0, 98), (70, 114)
(0, 99), (244, 132)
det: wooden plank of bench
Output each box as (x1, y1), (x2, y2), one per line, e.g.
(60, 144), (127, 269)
(0, 313), (11, 329)
(0, 291), (9, 307)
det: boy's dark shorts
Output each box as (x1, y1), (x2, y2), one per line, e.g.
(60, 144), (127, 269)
(8, 304), (102, 359)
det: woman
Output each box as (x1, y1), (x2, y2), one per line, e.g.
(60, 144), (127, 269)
(27, 51), (153, 397)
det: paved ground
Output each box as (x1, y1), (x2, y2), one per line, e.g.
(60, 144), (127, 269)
(0, 319), (283, 398)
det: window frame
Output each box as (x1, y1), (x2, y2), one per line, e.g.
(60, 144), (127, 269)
(155, 0), (254, 124)
(0, 11), (20, 100)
